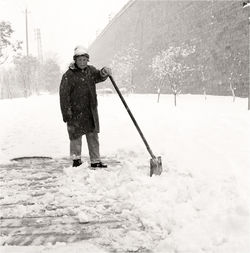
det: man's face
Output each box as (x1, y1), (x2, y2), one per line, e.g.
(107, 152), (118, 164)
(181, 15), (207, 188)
(75, 55), (88, 69)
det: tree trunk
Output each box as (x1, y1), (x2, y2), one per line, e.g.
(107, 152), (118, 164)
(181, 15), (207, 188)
(248, 83), (250, 110)
(203, 87), (207, 100)
(7, 82), (12, 99)
(157, 88), (161, 103)
(174, 93), (177, 106)
(230, 83), (236, 102)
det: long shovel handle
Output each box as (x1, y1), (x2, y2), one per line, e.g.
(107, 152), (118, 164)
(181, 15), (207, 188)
(109, 75), (156, 160)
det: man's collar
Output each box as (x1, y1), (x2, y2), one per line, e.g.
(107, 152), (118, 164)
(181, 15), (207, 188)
(69, 62), (88, 72)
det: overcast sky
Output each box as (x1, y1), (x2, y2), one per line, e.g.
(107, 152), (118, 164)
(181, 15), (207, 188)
(0, 0), (129, 68)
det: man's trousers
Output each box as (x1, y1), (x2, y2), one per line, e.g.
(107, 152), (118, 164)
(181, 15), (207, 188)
(70, 132), (100, 163)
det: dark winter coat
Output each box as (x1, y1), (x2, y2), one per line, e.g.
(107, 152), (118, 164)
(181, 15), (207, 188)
(59, 63), (107, 140)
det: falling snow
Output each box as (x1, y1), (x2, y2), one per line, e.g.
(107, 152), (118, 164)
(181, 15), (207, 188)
(0, 93), (250, 252)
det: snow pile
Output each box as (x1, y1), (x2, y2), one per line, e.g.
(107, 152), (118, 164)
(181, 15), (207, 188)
(60, 153), (250, 252)
(0, 93), (250, 252)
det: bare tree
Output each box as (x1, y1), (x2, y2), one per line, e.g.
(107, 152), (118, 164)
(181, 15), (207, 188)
(224, 47), (243, 102)
(40, 58), (61, 93)
(195, 47), (213, 101)
(0, 21), (22, 65)
(14, 55), (39, 97)
(110, 43), (140, 94)
(151, 44), (195, 105)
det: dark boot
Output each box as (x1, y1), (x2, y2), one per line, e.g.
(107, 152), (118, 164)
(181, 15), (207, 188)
(90, 161), (107, 168)
(72, 159), (82, 167)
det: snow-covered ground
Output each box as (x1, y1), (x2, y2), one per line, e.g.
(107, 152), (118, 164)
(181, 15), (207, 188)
(0, 93), (250, 252)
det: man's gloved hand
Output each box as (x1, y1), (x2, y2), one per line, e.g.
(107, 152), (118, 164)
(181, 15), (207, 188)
(63, 108), (73, 123)
(101, 67), (112, 77)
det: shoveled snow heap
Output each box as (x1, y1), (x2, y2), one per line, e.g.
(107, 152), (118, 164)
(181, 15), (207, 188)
(0, 93), (250, 252)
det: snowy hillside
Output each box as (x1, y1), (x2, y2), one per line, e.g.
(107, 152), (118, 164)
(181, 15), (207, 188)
(0, 93), (250, 252)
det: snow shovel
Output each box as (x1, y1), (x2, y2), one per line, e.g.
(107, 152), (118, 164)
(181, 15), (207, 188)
(109, 75), (162, 177)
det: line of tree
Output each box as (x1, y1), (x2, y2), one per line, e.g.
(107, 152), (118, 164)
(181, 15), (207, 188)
(1, 56), (61, 99)
(109, 42), (196, 105)
(109, 39), (245, 106)
(0, 21), (61, 99)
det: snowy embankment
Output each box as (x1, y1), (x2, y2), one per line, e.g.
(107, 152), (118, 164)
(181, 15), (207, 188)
(0, 93), (250, 252)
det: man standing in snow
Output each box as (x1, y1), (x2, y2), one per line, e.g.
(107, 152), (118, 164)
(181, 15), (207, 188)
(59, 45), (111, 168)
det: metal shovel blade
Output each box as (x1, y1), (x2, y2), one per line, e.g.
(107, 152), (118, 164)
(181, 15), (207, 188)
(150, 156), (162, 177)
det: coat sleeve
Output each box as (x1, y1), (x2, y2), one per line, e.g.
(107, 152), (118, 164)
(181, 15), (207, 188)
(90, 66), (108, 84)
(59, 73), (72, 123)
